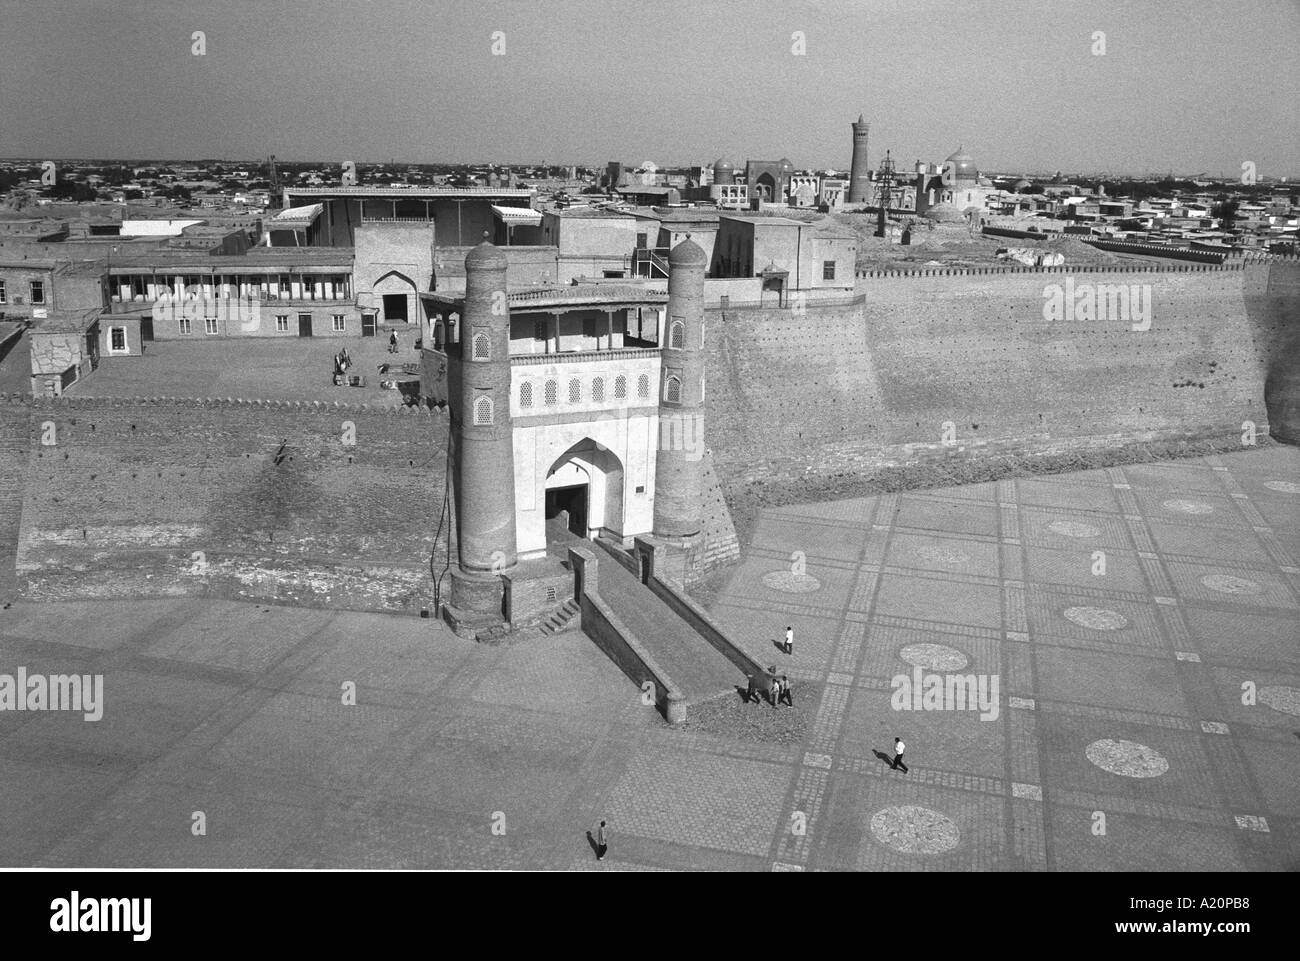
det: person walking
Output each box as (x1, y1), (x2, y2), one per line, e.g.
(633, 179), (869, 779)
(891, 737), (908, 773)
(784, 626), (794, 655)
(779, 674), (794, 707)
(595, 819), (609, 861)
(388, 329), (399, 354)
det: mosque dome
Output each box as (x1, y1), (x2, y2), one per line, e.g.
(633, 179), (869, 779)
(1013, 178), (1031, 191)
(712, 158), (735, 173)
(922, 202), (968, 223)
(944, 146), (978, 181)
(778, 158), (795, 174)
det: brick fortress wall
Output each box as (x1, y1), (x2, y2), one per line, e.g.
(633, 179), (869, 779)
(5, 395), (452, 613)
(706, 261), (1299, 500)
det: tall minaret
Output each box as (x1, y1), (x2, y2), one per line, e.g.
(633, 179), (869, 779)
(448, 239), (517, 618)
(653, 237), (707, 540)
(847, 113), (871, 204)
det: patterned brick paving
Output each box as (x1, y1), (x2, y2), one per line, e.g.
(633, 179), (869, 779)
(1, 447), (1297, 870)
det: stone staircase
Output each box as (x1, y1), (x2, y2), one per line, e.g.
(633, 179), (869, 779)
(538, 597), (581, 635)
(591, 543), (740, 704)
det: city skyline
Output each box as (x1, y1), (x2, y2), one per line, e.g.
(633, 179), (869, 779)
(1, 0), (1296, 177)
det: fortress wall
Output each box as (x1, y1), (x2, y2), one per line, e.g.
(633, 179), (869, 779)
(6, 395), (450, 612)
(1254, 260), (1300, 442)
(707, 262), (1297, 489)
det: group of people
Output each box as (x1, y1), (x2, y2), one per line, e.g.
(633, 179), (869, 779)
(747, 669), (793, 708)
(745, 624), (798, 707)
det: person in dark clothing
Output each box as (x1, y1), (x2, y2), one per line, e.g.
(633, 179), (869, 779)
(388, 330), (399, 353)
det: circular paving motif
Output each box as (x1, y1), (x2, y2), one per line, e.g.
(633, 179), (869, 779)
(915, 545), (972, 565)
(1162, 498), (1214, 515)
(1048, 520), (1102, 538)
(899, 642), (969, 671)
(1258, 686), (1300, 717)
(870, 806), (960, 854)
(761, 570), (822, 594)
(1200, 573), (1264, 595)
(1064, 606), (1129, 631)
(1263, 480), (1300, 494)
(1085, 739), (1169, 778)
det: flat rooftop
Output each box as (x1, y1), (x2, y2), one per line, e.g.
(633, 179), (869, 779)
(109, 248), (354, 271)
(721, 214), (810, 227)
(422, 283), (668, 310)
(52, 335), (414, 405)
(285, 186), (535, 199)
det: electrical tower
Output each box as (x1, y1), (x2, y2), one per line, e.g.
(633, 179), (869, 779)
(873, 149), (899, 237)
(267, 155), (281, 208)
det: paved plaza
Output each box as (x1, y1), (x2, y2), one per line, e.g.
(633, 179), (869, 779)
(9, 332), (421, 405)
(1, 446), (1297, 870)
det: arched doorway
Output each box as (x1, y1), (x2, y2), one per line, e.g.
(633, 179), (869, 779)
(543, 439), (625, 545)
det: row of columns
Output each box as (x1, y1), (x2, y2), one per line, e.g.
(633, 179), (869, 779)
(111, 273), (352, 302)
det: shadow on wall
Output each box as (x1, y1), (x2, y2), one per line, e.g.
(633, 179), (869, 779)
(1256, 261), (1300, 445)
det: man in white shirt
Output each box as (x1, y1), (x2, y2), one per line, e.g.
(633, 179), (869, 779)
(784, 626), (794, 655)
(892, 737), (908, 773)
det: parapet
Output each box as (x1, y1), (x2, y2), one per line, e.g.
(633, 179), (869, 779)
(1, 393), (446, 416)
(855, 261), (1247, 280)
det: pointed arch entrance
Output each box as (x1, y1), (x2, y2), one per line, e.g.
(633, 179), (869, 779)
(543, 439), (625, 544)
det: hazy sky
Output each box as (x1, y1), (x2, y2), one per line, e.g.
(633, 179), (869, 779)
(1, 0), (1296, 176)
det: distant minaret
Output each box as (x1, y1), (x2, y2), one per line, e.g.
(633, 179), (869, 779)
(847, 114), (871, 204)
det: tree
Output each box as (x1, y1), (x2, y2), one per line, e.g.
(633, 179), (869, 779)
(1211, 198), (1239, 230)
(46, 179), (98, 202)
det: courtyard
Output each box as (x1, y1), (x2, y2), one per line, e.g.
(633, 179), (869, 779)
(1, 445), (1297, 870)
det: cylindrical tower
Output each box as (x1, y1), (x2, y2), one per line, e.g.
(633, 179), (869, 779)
(847, 114), (871, 204)
(453, 239), (517, 575)
(653, 237), (707, 540)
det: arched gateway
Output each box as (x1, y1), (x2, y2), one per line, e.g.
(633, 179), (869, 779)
(424, 235), (709, 636)
(543, 440), (625, 543)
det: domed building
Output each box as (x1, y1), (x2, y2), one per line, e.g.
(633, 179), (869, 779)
(944, 146), (978, 183)
(921, 201), (970, 223)
(712, 158), (736, 185)
(915, 144), (992, 223)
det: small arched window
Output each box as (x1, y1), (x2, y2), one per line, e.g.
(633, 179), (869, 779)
(471, 330), (490, 361)
(519, 381), (534, 409)
(637, 373), (650, 399)
(568, 378), (582, 404)
(433, 318), (444, 350)
(614, 375), (627, 400)
(665, 376), (682, 404)
(544, 379), (558, 406)
(592, 377), (605, 403)
(669, 319), (685, 349)
(472, 395), (494, 426)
